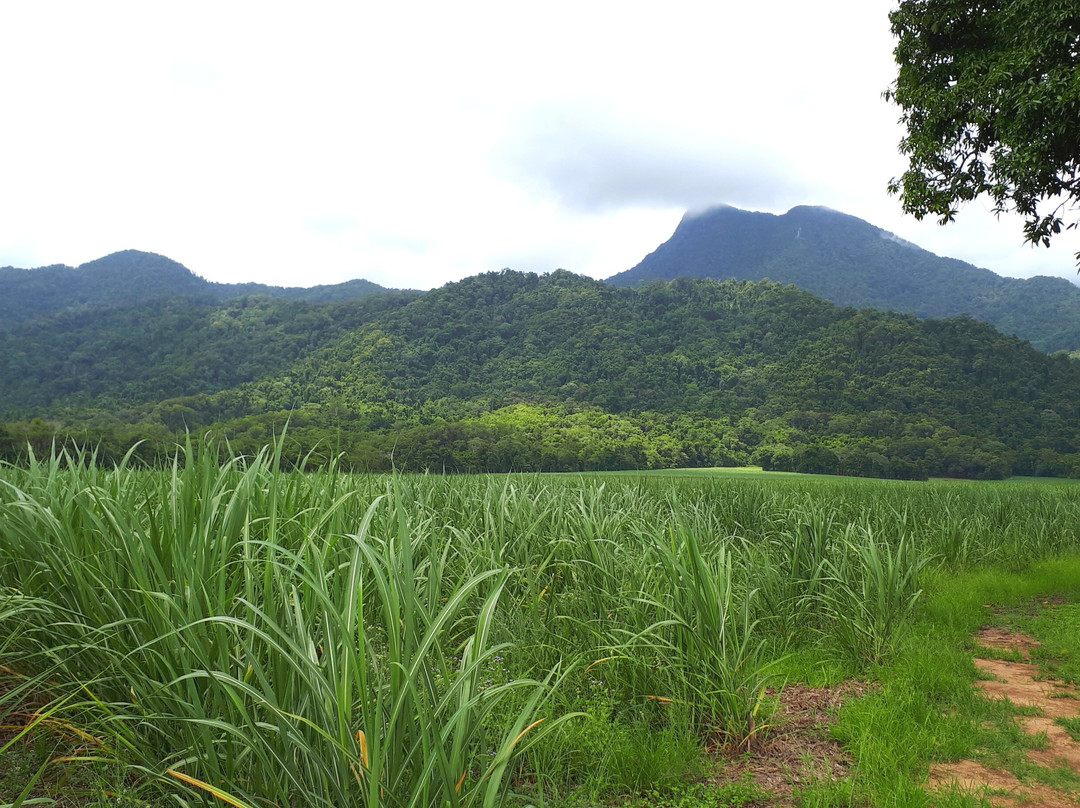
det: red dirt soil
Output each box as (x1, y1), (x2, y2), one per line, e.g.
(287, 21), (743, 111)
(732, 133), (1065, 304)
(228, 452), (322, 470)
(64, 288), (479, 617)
(707, 681), (871, 807)
(929, 627), (1080, 808)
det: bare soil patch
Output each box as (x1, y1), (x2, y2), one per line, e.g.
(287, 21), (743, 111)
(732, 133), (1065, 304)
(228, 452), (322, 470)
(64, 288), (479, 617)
(978, 627), (1044, 657)
(706, 681), (871, 807)
(929, 627), (1080, 808)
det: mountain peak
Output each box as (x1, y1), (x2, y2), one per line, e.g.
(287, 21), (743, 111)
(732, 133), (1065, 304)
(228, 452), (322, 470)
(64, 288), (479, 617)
(77, 250), (204, 281)
(0, 251), (396, 324)
(607, 204), (1080, 352)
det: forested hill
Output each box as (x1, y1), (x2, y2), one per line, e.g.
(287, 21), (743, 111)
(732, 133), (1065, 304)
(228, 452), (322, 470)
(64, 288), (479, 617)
(0, 291), (419, 415)
(607, 205), (1080, 353)
(0, 250), (394, 323)
(4, 269), (1080, 480)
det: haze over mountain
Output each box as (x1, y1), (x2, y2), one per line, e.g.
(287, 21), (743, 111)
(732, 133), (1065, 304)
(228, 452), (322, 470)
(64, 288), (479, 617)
(607, 205), (1080, 353)
(0, 250), (393, 324)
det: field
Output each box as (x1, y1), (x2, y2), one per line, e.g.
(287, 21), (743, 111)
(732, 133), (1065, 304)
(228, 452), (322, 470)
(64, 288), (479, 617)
(2, 443), (1080, 807)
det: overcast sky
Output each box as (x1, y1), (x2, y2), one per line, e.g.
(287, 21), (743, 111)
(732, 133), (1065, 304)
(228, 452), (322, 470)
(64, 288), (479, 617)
(3, 1), (1079, 290)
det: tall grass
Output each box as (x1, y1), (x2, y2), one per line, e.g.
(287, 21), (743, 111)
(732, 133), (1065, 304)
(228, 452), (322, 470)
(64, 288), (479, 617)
(0, 448), (1078, 804)
(0, 445), (573, 806)
(634, 522), (775, 745)
(825, 525), (926, 666)
(752, 497), (834, 640)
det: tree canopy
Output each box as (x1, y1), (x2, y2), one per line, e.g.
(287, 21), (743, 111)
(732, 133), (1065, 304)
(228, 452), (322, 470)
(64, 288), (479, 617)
(4, 271), (1080, 479)
(887, 0), (1080, 259)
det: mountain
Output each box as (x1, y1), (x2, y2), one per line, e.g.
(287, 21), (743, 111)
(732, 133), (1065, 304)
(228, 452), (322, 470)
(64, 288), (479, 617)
(0, 291), (418, 416)
(0, 250), (395, 323)
(4, 270), (1080, 480)
(606, 205), (1080, 352)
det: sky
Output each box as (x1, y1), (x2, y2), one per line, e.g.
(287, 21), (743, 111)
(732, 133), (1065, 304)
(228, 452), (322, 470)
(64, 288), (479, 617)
(3, 1), (1079, 290)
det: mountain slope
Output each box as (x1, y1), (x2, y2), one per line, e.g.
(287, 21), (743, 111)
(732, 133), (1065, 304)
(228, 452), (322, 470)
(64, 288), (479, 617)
(0, 250), (394, 323)
(0, 292), (418, 416)
(607, 205), (1080, 352)
(5, 270), (1079, 479)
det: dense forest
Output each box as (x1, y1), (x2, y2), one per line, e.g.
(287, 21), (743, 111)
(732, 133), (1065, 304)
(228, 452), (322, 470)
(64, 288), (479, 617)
(0, 249), (393, 323)
(4, 269), (1080, 480)
(610, 205), (1080, 353)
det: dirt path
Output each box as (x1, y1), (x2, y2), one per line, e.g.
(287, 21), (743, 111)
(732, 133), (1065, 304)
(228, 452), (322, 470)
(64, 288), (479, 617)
(929, 627), (1080, 808)
(706, 681), (870, 806)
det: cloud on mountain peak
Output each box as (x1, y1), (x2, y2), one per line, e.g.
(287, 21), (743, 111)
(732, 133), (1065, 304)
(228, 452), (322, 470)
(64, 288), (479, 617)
(495, 103), (812, 214)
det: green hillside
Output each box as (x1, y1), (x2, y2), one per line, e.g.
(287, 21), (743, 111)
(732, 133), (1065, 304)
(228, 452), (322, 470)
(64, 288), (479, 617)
(0, 250), (394, 323)
(607, 205), (1080, 352)
(0, 292), (418, 415)
(4, 270), (1080, 480)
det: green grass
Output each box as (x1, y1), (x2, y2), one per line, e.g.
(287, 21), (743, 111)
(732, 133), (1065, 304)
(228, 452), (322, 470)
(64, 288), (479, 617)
(621, 777), (769, 808)
(1, 443), (1080, 806)
(996, 600), (1080, 686)
(596, 466), (806, 480)
(829, 558), (1080, 806)
(1057, 716), (1080, 743)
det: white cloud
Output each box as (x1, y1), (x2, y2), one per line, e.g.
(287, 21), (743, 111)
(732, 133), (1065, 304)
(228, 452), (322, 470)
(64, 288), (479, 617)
(0, 0), (1077, 289)
(496, 103), (815, 212)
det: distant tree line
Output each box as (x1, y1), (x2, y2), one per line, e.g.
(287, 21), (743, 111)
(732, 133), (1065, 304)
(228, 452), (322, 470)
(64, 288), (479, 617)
(3, 271), (1080, 480)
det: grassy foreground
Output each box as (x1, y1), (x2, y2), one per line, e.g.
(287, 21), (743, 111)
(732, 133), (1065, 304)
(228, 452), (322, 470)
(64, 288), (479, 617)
(1, 444), (1079, 806)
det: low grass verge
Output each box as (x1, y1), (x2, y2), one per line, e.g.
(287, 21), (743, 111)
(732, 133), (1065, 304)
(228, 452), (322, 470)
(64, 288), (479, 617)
(828, 556), (1080, 806)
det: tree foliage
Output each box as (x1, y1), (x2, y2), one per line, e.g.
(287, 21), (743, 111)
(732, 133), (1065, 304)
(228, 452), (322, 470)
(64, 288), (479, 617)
(887, 0), (1080, 257)
(0, 250), (395, 324)
(4, 271), (1080, 479)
